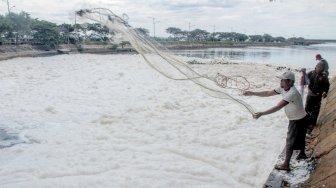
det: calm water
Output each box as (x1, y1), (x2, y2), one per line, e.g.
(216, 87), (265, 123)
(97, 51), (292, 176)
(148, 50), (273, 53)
(172, 43), (336, 69)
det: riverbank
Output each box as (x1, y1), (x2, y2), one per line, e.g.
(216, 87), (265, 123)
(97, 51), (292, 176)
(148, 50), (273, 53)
(0, 41), (320, 61)
(0, 44), (136, 61)
(0, 45), (59, 61)
(161, 41), (313, 50)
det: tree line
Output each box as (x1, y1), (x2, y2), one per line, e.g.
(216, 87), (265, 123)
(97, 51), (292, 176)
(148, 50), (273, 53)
(0, 11), (116, 49)
(165, 27), (304, 43)
(0, 11), (304, 49)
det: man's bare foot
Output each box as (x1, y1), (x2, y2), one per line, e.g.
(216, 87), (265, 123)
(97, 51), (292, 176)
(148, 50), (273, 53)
(275, 164), (291, 172)
(296, 153), (308, 160)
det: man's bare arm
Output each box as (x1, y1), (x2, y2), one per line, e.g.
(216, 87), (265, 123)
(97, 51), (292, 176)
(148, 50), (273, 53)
(253, 100), (288, 119)
(243, 90), (277, 97)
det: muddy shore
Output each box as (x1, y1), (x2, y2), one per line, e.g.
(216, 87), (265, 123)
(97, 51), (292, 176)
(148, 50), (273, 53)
(0, 44), (137, 61)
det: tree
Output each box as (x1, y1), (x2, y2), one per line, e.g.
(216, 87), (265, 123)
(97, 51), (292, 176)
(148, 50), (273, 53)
(235, 33), (248, 42)
(7, 11), (31, 44)
(189, 29), (209, 41)
(166, 27), (186, 40)
(248, 35), (263, 42)
(274, 36), (286, 42)
(59, 23), (74, 44)
(87, 23), (110, 42)
(75, 23), (90, 42)
(0, 15), (10, 44)
(31, 19), (61, 49)
(217, 32), (236, 41)
(263, 34), (274, 42)
(135, 28), (149, 36)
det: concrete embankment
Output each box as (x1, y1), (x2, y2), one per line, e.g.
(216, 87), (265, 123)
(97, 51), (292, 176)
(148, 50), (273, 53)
(303, 76), (336, 187)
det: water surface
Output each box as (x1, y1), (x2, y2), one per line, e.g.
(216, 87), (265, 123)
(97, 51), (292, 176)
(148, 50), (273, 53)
(172, 43), (336, 69)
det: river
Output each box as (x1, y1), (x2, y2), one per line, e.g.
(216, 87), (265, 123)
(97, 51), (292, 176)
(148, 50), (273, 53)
(172, 43), (336, 69)
(0, 54), (290, 188)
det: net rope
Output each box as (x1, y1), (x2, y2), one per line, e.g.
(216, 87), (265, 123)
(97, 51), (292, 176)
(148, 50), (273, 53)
(76, 8), (256, 115)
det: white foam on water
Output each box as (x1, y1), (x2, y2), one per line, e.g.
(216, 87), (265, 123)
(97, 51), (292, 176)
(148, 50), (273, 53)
(0, 54), (305, 188)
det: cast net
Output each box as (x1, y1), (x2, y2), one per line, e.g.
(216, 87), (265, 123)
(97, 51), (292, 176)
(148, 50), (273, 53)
(76, 8), (256, 115)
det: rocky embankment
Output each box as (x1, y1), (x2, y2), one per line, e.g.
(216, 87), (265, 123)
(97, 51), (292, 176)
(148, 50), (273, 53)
(303, 76), (336, 187)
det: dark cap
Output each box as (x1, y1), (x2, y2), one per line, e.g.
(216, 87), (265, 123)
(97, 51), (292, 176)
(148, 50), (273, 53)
(316, 54), (321, 59)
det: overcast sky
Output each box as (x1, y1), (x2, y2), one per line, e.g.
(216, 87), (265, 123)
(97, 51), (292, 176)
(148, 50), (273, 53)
(1, 0), (336, 39)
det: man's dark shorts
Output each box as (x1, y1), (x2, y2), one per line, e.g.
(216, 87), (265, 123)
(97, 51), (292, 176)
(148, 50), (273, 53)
(286, 116), (308, 151)
(305, 95), (322, 126)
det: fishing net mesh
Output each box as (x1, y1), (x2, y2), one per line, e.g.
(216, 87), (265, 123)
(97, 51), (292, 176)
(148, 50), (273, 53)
(76, 8), (256, 115)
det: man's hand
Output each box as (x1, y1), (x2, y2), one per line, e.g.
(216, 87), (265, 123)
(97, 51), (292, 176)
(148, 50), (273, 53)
(253, 112), (263, 119)
(243, 91), (253, 96)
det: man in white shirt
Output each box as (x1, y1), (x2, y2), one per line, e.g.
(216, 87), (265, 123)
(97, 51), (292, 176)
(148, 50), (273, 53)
(243, 71), (308, 171)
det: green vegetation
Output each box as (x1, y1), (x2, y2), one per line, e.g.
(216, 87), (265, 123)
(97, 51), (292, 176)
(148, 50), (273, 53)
(0, 12), (115, 49)
(165, 26), (291, 43)
(0, 11), (309, 50)
(31, 20), (61, 49)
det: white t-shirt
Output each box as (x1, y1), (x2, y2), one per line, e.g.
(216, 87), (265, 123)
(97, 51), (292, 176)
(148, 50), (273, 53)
(274, 86), (306, 120)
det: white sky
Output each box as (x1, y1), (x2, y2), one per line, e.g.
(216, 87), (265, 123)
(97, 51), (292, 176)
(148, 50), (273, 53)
(1, 0), (336, 39)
